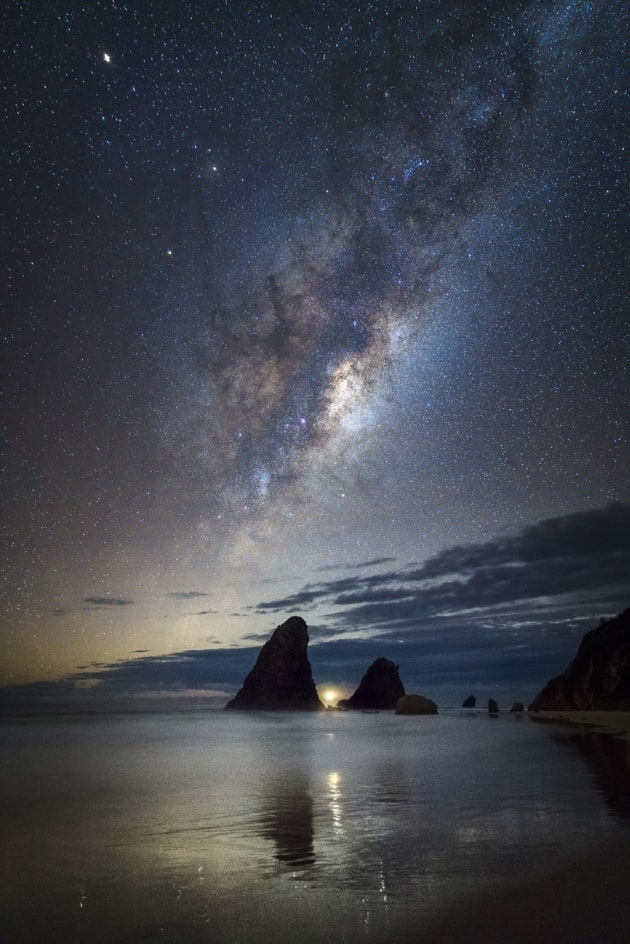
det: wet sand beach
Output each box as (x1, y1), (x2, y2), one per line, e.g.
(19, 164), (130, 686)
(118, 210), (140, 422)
(530, 711), (630, 741)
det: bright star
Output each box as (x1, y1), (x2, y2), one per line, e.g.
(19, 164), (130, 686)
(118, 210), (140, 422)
(103, 52), (112, 63)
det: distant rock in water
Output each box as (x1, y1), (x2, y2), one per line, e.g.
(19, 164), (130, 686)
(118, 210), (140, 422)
(225, 616), (323, 711)
(529, 607), (630, 711)
(510, 702), (525, 713)
(488, 698), (499, 716)
(462, 695), (476, 708)
(338, 657), (405, 710)
(395, 694), (438, 715)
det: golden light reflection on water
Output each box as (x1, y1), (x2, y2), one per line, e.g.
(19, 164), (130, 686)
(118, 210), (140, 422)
(327, 771), (344, 838)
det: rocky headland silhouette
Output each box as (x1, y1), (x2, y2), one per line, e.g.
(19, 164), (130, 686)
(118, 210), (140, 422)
(529, 607), (630, 711)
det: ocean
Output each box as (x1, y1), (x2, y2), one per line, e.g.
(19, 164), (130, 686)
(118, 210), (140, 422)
(2, 710), (630, 943)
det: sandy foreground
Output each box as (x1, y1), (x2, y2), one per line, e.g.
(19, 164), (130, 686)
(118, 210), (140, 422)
(529, 710), (630, 741)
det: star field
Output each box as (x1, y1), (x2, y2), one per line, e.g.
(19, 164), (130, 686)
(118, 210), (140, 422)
(1, 0), (628, 703)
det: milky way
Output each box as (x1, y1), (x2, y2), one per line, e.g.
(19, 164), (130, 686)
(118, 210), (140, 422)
(168, 1), (546, 518)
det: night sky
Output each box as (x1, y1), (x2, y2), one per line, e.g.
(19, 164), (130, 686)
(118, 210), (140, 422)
(2, 0), (628, 708)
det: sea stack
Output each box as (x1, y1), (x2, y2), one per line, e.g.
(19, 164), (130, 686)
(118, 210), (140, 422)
(529, 607), (630, 711)
(338, 657), (405, 710)
(225, 616), (324, 711)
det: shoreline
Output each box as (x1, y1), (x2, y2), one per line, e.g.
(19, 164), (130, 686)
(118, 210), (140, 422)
(529, 710), (630, 742)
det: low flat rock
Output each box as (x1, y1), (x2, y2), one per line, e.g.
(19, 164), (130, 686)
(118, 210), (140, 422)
(395, 694), (438, 715)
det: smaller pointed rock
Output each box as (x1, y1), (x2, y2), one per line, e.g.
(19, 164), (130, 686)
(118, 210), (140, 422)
(462, 695), (476, 708)
(339, 657), (405, 710)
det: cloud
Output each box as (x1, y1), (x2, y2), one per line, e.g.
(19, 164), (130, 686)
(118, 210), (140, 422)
(250, 574), (375, 613)
(165, 591), (209, 599)
(82, 597), (134, 607)
(317, 556), (397, 572)
(255, 503), (630, 640)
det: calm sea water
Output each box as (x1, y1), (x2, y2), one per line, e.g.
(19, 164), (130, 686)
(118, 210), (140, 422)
(2, 710), (630, 944)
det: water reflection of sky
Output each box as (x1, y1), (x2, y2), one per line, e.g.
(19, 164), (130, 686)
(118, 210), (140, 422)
(2, 713), (630, 943)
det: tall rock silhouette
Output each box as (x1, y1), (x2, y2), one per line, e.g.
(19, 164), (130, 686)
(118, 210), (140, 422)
(225, 616), (324, 711)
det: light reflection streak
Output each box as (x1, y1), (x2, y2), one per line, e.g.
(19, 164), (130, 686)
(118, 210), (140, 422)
(327, 771), (344, 838)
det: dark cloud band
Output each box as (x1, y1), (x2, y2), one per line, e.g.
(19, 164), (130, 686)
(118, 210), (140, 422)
(82, 597), (134, 607)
